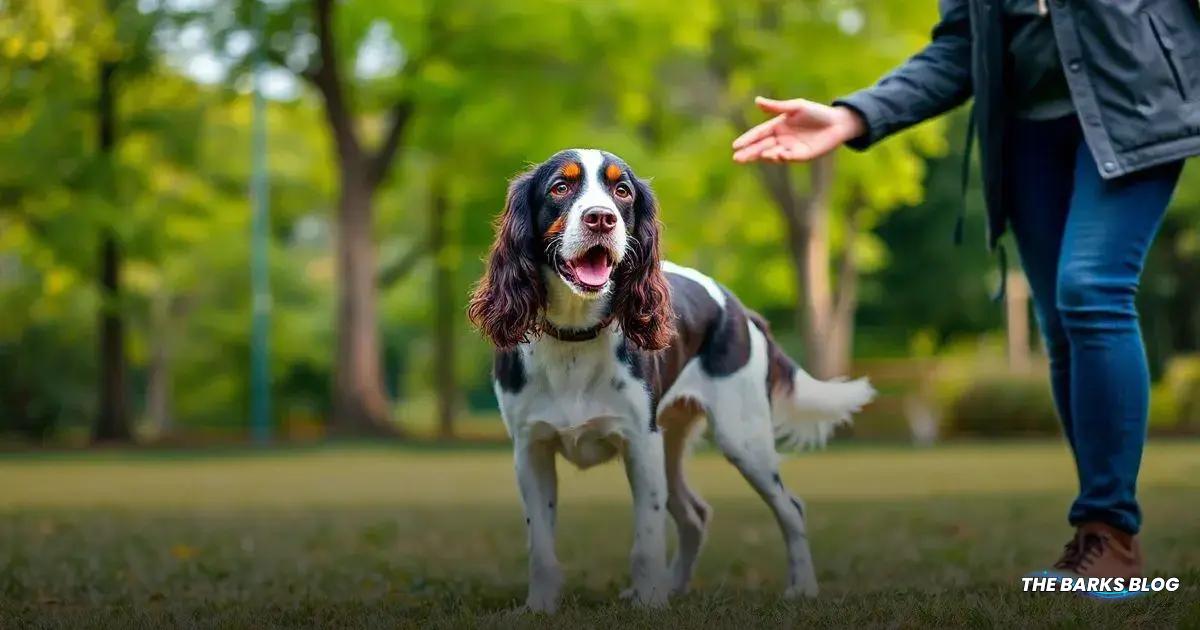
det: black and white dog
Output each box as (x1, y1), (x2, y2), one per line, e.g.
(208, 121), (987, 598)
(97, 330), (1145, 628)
(469, 149), (875, 612)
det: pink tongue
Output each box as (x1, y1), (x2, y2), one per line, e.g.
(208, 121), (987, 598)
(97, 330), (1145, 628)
(572, 251), (612, 286)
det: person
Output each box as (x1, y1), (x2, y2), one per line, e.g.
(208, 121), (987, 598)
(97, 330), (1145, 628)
(732, 0), (1200, 580)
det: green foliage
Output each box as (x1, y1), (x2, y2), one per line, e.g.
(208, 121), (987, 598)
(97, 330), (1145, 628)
(1151, 354), (1200, 434)
(946, 376), (1060, 438)
(3, 0), (1197, 437)
(611, 1), (951, 309)
(0, 326), (94, 439)
(1, 2), (338, 434)
(858, 112), (1003, 350)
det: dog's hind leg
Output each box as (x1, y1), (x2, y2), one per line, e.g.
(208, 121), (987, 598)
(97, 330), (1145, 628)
(660, 402), (711, 595)
(710, 393), (819, 598)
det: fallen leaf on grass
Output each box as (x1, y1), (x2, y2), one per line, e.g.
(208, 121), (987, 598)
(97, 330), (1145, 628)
(170, 544), (198, 560)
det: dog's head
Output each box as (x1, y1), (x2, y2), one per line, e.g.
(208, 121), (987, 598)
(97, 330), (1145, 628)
(468, 149), (674, 350)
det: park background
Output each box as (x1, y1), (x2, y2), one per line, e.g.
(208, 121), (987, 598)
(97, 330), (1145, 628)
(1, 0), (1198, 627)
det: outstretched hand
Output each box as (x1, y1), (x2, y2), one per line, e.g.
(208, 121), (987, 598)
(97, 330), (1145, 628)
(732, 97), (866, 163)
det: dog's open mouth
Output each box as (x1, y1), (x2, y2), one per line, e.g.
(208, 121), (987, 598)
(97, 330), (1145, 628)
(561, 245), (615, 292)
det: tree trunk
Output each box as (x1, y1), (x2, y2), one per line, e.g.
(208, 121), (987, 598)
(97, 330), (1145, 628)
(431, 179), (457, 439)
(825, 206), (864, 379)
(824, 195), (863, 378)
(93, 60), (131, 443)
(795, 182), (832, 376)
(1006, 269), (1031, 372)
(311, 0), (422, 438)
(95, 231), (131, 442)
(770, 155), (845, 379)
(824, 268), (858, 377)
(331, 170), (396, 437)
(146, 289), (173, 437)
(146, 291), (191, 438)
(707, 19), (859, 379)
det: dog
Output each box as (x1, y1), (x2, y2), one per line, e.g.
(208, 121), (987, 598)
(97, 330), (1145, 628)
(468, 149), (875, 612)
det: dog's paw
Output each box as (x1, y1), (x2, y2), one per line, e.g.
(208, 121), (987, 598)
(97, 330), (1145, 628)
(524, 589), (560, 614)
(633, 589), (670, 608)
(618, 584), (669, 607)
(668, 564), (693, 597)
(620, 581), (670, 607)
(784, 582), (819, 599)
(627, 582), (670, 608)
(525, 569), (564, 614)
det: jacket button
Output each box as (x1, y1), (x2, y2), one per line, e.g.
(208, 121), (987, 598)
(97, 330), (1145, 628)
(1068, 60), (1082, 72)
(1103, 162), (1116, 172)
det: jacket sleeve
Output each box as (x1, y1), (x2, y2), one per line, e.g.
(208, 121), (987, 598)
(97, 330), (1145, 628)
(833, 0), (972, 150)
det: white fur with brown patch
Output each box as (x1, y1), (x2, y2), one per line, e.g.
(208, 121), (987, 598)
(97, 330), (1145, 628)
(556, 149), (629, 295)
(489, 170), (876, 612)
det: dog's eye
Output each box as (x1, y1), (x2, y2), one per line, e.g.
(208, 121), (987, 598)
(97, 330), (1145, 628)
(614, 183), (632, 200)
(551, 182), (570, 196)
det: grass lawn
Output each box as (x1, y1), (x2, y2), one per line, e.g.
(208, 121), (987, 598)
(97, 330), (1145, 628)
(1, 441), (1198, 628)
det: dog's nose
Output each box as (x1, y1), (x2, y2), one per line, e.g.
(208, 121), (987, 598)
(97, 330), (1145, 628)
(582, 207), (618, 233)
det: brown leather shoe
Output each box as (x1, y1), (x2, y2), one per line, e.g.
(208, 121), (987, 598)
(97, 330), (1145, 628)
(1053, 522), (1143, 580)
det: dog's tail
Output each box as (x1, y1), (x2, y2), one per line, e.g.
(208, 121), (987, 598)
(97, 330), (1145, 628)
(750, 313), (876, 450)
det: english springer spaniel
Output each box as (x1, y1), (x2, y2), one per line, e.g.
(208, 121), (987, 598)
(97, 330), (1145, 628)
(468, 149), (875, 612)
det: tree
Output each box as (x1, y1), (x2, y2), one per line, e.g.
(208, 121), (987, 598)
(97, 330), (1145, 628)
(2, 0), (991, 442)
(656, 2), (950, 377)
(3, 0), (338, 440)
(206, 0), (454, 435)
(1141, 161), (1200, 375)
(0, 0), (158, 441)
(858, 112), (1001, 351)
(429, 173), (456, 438)
(216, 0), (712, 436)
(89, 0), (160, 442)
(93, 50), (130, 442)
(304, 0), (424, 435)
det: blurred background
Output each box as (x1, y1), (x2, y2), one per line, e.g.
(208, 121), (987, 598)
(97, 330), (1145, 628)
(3, 2), (1200, 625)
(4, 0), (1200, 446)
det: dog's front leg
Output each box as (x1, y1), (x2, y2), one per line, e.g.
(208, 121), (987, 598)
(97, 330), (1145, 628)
(514, 436), (562, 613)
(622, 429), (670, 607)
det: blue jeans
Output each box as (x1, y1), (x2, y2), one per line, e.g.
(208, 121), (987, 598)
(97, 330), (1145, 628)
(1005, 116), (1182, 535)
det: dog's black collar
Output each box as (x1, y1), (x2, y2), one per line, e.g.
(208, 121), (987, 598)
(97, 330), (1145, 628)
(542, 314), (616, 342)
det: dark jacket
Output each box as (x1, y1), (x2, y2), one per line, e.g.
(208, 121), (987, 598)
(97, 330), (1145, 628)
(835, 0), (1200, 249)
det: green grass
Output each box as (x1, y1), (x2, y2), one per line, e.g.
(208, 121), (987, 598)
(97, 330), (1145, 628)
(2, 442), (1199, 628)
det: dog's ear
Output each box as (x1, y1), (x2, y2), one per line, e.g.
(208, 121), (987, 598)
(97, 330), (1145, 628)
(468, 172), (544, 348)
(613, 176), (675, 351)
